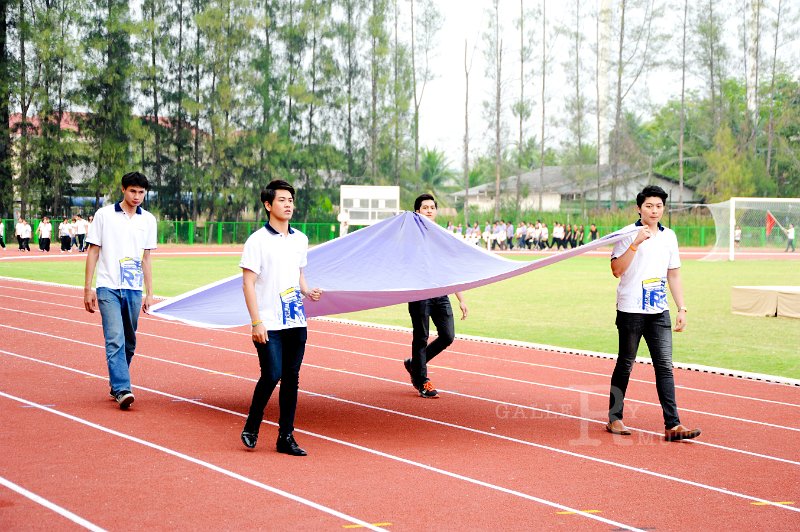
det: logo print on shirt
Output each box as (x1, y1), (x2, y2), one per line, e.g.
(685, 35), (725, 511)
(280, 286), (307, 326)
(119, 257), (143, 289)
(641, 277), (668, 312)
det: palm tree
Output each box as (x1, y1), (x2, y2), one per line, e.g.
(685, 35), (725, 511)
(418, 147), (455, 198)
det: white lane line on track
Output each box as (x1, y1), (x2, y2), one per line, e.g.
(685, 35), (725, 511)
(310, 323), (800, 402)
(0, 475), (105, 531)
(0, 389), (386, 532)
(309, 342), (800, 432)
(3, 347), (800, 516)
(1, 315), (799, 466)
(2, 292), (800, 425)
(3, 303), (800, 437)
(0, 352), (645, 532)
(3, 284), (799, 405)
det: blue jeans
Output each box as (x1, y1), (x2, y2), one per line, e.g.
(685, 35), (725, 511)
(244, 327), (307, 434)
(97, 288), (142, 394)
(408, 296), (455, 382)
(609, 310), (680, 428)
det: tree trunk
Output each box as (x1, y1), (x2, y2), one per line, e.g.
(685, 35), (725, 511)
(746, 0), (761, 150)
(307, 0), (318, 151)
(392, 0), (399, 184)
(192, 0), (201, 220)
(370, 0), (378, 180)
(17, 0), (31, 217)
(149, 0), (162, 196)
(176, 0), (185, 218)
(538, 1), (546, 212)
(345, 1), (354, 179)
(54, 3), (68, 217)
(0, 0), (10, 218)
(515, 0), (523, 217)
(611, 0), (627, 210)
(596, 0), (611, 205)
(410, 0), (418, 173)
(492, 1), (501, 220)
(494, 41), (501, 221)
(287, 0), (295, 139)
(574, 0), (586, 215)
(765, 0), (781, 178)
(708, 0), (718, 127)
(678, 0), (687, 207)
(463, 39), (470, 226)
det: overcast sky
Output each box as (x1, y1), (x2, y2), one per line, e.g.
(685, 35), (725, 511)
(416, 0), (668, 168)
(414, 0), (797, 169)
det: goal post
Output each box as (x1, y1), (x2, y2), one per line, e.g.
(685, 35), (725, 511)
(704, 197), (800, 260)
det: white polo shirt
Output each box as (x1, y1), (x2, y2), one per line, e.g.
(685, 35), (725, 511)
(86, 202), (158, 291)
(612, 221), (681, 314)
(74, 218), (89, 235)
(240, 224), (309, 331)
(16, 222), (32, 239)
(38, 222), (52, 239)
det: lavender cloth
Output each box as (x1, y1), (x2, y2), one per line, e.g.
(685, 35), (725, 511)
(149, 212), (636, 328)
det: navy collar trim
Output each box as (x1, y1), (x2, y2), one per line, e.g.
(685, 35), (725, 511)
(635, 219), (665, 231)
(265, 221), (295, 235)
(115, 202), (142, 215)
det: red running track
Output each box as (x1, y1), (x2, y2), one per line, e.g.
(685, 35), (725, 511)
(0, 277), (799, 531)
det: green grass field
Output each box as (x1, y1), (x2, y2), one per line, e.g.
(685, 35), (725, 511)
(2, 253), (798, 379)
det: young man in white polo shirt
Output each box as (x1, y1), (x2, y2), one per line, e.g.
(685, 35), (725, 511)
(36, 216), (52, 252)
(74, 214), (89, 252)
(404, 193), (468, 399)
(239, 180), (322, 455)
(606, 185), (701, 441)
(83, 172), (157, 410)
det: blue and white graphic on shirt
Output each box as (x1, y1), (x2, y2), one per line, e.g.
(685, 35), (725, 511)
(641, 277), (668, 312)
(118, 257), (144, 289)
(280, 286), (307, 326)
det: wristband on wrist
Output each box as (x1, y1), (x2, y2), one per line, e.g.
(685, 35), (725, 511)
(629, 243), (638, 252)
(251, 320), (262, 327)
(678, 306), (688, 312)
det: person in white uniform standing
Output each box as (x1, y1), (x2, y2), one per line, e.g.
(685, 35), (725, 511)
(84, 172), (157, 410)
(606, 185), (701, 442)
(239, 179), (323, 455)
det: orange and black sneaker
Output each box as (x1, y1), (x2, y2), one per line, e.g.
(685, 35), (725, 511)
(418, 379), (439, 398)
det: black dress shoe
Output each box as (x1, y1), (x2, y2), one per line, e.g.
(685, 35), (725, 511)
(276, 432), (307, 456)
(241, 430), (258, 449)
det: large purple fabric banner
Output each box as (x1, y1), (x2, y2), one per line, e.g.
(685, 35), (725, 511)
(149, 212), (636, 328)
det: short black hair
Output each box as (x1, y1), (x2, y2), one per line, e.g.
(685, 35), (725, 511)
(636, 185), (668, 207)
(414, 193), (437, 212)
(121, 171), (150, 190)
(261, 179), (296, 210)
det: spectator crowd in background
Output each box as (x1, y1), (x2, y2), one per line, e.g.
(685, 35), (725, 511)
(4, 214), (599, 254)
(445, 220), (599, 251)
(2, 214), (93, 253)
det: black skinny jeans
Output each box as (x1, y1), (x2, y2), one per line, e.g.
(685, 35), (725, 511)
(244, 327), (307, 435)
(408, 295), (455, 382)
(609, 310), (681, 429)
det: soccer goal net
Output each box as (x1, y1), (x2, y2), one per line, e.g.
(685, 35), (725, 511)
(703, 197), (800, 260)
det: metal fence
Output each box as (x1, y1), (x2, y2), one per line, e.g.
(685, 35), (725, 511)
(0, 219), (341, 247)
(155, 221), (340, 245)
(1, 218), (722, 248)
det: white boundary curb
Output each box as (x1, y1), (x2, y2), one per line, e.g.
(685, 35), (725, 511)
(315, 316), (800, 387)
